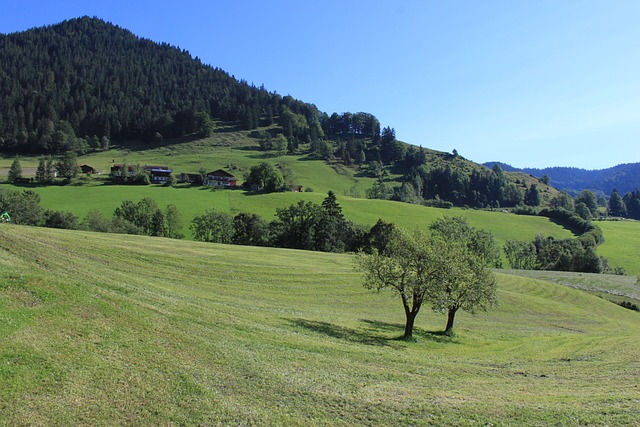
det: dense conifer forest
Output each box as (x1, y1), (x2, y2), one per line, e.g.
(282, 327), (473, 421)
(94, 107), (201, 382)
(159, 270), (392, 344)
(0, 16), (291, 151)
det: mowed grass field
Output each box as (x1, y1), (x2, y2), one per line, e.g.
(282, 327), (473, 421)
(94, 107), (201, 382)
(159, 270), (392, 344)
(1, 225), (640, 425)
(597, 220), (640, 276)
(503, 269), (640, 306)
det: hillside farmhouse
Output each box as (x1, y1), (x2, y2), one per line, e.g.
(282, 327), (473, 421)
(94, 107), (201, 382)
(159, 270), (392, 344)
(206, 169), (238, 188)
(144, 166), (172, 183)
(110, 164), (173, 183)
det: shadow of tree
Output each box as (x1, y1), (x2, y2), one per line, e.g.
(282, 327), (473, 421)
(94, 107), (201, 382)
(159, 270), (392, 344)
(288, 319), (404, 349)
(358, 319), (459, 344)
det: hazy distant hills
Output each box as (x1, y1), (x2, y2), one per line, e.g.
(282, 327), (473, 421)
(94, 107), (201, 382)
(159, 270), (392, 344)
(483, 162), (640, 196)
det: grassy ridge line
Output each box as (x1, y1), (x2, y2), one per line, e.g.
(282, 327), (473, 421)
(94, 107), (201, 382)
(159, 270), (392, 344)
(503, 269), (640, 302)
(1, 225), (639, 425)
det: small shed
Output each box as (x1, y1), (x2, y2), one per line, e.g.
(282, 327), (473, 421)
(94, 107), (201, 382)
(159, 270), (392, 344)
(80, 164), (96, 174)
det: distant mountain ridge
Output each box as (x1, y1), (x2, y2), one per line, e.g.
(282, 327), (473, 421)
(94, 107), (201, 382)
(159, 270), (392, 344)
(483, 161), (640, 196)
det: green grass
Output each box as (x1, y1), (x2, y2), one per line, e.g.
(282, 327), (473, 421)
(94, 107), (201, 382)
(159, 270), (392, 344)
(502, 269), (640, 306)
(1, 225), (640, 425)
(0, 128), (635, 271)
(596, 219), (640, 276)
(1, 182), (574, 247)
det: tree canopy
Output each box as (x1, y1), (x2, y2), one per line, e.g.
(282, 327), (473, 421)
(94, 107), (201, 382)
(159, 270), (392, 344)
(355, 217), (498, 339)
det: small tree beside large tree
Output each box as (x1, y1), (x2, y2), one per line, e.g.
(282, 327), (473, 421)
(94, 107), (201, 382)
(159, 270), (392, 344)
(428, 217), (500, 335)
(355, 217), (498, 339)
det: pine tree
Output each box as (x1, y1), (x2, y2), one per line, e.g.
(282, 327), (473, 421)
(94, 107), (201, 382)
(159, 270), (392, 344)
(8, 158), (22, 182)
(608, 190), (627, 217)
(35, 157), (48, 183)
(321, 191), (343, 221)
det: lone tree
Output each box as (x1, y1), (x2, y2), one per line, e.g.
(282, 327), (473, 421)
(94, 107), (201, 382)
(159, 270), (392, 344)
(244, 162), (285, 192)
(355, 227), (450, 340)
(56, 151), (80, 183)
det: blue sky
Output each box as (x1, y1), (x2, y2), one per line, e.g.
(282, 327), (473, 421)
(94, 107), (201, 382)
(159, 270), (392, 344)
(2, 0), (639, 169)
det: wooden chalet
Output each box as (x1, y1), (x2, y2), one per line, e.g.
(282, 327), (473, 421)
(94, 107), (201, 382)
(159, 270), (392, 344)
(143, 166), (172, 183)
(110, 164), (173, 183)
(206, 169), (238, 188)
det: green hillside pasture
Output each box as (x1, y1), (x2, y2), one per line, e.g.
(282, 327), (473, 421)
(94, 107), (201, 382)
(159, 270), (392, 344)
(5, 183), (573, 246)
(336, 197), (574, 244)
(596, 220), (640, 276)
(1, 225), (639, 425)
(0, 126), (382, 197)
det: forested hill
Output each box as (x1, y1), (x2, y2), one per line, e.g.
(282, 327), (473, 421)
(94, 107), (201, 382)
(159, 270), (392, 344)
(484, 162), (640, 196)
(1, 16), (559, 210)
(0, 16), (315, 152)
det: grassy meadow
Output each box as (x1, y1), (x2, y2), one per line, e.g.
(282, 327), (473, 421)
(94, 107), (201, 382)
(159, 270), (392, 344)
(1, 224), (640, 425)
(1, 182), (575, 244)
(0, 126), (575, 246)
(596, 220), (640, 276)
(503, 269), (640, 307)
(0, 126), (637, 273)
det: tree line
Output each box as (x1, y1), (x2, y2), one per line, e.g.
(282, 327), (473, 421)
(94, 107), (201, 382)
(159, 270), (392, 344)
(608, 189), (640, 219)
(366, 161), (542, 209)
(0, 188), (183, 238)
(0, 187), (390, 256)
(504, 206), (623, 274)
(190, 191), (368, 253)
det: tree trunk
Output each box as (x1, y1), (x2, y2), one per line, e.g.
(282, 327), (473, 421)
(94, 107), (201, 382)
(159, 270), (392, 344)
(404, 311), (416, 339)
(445, 307), (458, 336)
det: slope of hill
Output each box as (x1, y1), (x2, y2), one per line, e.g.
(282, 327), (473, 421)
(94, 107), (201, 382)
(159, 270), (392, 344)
(484, 161), (640, 196)
(0, 126), (572, 245)
(1, 225), (639, 425)
(0, 16), (285, 151)
(0, 16), (561, 210)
